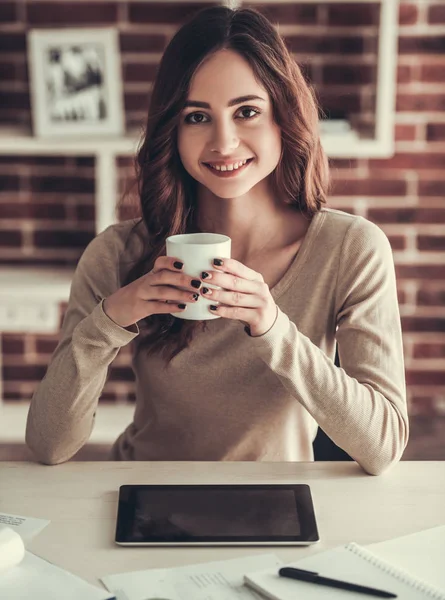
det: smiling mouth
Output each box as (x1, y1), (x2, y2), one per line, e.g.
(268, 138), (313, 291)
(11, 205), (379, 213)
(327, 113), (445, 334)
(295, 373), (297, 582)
(203, 158), (254, 176)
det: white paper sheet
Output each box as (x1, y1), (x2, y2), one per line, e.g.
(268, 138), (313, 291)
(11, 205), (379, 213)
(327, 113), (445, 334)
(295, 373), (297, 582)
(101, 553), (282, 600)
(0, 512), (50, 544)
(366, 524), (445, 591)
(0, 551), (115, 600)
(0, 512), (114, 599)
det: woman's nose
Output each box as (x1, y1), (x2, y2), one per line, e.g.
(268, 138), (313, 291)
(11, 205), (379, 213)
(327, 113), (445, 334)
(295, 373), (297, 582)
(210, 120), (240, 155)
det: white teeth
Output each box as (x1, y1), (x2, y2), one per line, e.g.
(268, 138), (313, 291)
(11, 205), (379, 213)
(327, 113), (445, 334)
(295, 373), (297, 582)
(208, 159), (249, 171)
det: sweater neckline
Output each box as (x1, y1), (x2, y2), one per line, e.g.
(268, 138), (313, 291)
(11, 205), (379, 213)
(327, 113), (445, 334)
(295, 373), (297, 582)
(270, 208), (327, 300)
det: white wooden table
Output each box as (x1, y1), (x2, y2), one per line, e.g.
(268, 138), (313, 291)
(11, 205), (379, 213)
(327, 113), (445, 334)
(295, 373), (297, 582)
(1, 461), (444, 588)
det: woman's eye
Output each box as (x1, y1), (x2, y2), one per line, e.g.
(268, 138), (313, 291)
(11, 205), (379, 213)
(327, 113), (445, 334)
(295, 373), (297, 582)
(240, 107), (260, 119)
(184, 106), (260, 125)
(185, 113), (206, 125)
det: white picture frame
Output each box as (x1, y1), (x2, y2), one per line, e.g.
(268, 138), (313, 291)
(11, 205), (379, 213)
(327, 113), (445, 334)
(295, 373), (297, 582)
(27, 28), (125, 138)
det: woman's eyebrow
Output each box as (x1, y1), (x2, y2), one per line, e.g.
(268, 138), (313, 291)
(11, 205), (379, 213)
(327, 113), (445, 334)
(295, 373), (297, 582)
(183, 94), (266, 109)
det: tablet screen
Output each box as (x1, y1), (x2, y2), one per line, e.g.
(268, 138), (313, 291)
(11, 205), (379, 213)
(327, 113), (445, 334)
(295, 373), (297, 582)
(115, 484), (319, 545)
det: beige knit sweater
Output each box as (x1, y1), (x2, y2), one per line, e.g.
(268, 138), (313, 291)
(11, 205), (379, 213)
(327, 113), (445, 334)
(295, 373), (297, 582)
(25, 207), (408, 474)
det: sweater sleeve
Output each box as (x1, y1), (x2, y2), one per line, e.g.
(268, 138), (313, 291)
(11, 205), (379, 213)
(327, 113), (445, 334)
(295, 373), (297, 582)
(247, 218), (408, 476)
(25, 226), (139, 465)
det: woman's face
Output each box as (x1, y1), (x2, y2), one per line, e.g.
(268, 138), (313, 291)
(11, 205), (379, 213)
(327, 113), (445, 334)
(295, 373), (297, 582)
(177, 49), (282, 198)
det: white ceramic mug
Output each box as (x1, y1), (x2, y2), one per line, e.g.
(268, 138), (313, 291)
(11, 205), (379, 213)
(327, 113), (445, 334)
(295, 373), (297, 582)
(166, 233), (231, 320)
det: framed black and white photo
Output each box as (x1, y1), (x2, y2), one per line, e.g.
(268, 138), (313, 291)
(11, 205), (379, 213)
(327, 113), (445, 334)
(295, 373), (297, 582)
(27, 28), (125, 138)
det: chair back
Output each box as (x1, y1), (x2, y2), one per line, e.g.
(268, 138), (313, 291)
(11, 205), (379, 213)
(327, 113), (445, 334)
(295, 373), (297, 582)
(312, 345), (354, 461)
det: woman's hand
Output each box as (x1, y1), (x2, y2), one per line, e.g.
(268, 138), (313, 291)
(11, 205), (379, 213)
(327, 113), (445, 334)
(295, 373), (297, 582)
(103, 257), (202, 328)
(200, 258), (278, 336)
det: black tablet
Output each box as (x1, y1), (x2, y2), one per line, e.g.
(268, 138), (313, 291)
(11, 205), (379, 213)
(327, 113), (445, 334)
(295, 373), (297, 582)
(115, 484), (319, 546)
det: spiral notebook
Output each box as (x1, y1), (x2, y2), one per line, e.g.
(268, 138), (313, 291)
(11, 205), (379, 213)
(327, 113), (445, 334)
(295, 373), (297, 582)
(244, 542), (445, 600)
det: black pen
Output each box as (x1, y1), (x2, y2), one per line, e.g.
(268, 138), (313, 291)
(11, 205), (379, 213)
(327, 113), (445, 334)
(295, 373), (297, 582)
(278, 567), (397, 598)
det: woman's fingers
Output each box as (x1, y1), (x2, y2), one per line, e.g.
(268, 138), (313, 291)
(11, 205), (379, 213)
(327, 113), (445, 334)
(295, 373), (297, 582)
(199, 285), (262, 308)
(155, 287), (200, 304)
(141, 256), (202, 301)
(151, 255), (184, 274)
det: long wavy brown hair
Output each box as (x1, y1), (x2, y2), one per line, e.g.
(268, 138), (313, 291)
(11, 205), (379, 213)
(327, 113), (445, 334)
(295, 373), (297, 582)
(119, 5), (330, 363)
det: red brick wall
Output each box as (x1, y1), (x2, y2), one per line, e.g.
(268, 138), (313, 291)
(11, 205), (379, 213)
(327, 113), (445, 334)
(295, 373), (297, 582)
(0, 1), (444, 416)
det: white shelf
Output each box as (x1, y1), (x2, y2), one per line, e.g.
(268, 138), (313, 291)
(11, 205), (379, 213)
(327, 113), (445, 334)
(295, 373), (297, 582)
(0, 402), (134, 444)
(321, 136), (393, 158)
(0, 267), (73, 333)
(0, 126), (141, 156)
(0, 266), (73, 303)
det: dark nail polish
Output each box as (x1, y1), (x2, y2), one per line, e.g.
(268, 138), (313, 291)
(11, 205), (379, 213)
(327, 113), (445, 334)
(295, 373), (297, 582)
(192, 293), (199, 301)
(202, 287), (209, 294)
(210, 305), (218, 311)
(173, 261), (183, 269)
(201, 271), (210, 279)
(178, 304), (186, 309)
(191, 279), (201, 289)
(213, 259), (223, 266)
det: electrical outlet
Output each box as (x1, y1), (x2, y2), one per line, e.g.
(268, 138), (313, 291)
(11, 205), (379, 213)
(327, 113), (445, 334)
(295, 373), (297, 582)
(0, 302), (60, 333)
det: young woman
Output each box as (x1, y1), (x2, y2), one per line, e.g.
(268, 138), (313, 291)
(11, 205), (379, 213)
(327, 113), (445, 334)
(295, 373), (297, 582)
(26, 6), (408, 474)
